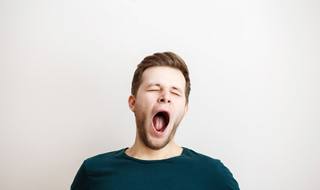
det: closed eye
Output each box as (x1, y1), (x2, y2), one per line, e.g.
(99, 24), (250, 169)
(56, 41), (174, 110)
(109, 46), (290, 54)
(171, 91), (181, 96)
(147, 89), (160, 91)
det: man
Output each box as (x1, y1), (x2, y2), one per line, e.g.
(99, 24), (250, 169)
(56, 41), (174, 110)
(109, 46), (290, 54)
(71, 52), (240, 190)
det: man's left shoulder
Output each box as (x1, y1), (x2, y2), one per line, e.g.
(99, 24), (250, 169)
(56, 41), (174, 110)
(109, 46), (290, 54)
(183, 147), (240, 189)
(183, 147), (225, 167)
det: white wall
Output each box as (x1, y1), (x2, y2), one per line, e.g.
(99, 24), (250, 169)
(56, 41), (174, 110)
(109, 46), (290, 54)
(1, 0), (319, 189)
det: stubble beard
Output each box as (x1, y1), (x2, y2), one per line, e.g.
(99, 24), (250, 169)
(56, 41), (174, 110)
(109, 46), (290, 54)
(135, 116), (182, 150)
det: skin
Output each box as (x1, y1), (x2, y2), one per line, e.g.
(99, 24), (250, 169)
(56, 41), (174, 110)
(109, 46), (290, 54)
(126, 66), (189, 160)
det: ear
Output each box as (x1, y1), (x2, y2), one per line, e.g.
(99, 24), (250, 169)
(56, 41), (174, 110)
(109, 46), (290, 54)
(128, 95), (136, 112)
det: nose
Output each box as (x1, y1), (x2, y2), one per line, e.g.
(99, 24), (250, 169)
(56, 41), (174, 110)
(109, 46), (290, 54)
(158, 91), (171, 104)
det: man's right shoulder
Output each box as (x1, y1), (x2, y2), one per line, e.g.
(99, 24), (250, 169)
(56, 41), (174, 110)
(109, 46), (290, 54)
(82, 148), (125, 169)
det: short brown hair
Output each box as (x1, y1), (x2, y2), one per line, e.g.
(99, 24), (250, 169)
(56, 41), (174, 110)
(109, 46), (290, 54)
(131, 52), (191, 103)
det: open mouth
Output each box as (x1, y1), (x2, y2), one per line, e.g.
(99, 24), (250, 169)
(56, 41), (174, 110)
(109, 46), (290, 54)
(152, 111), (170, 132)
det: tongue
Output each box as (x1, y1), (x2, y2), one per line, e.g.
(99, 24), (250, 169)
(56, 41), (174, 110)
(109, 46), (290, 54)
(153, 115), (165, 131)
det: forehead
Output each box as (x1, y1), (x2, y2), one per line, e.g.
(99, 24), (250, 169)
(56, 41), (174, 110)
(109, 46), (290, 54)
(140, 66), (186, 88)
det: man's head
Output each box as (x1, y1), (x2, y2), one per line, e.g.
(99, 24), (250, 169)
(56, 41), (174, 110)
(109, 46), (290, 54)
(128, 52), (191, 150)
(131, 52), (191, 104)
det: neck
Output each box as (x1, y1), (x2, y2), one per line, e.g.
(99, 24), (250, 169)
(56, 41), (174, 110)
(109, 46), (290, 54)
(125, 136), (183, 160)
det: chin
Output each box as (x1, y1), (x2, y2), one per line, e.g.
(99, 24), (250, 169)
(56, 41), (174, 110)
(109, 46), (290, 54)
(145, 136), (171, 150)
(146, 143), (167, 150)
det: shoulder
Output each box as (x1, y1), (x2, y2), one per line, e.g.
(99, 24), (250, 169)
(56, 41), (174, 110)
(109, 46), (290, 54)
(184, 147), (234, 174)
(81, 148), (125, 171)
(183, 147), (222, 166)
(183, 147), (240, 189)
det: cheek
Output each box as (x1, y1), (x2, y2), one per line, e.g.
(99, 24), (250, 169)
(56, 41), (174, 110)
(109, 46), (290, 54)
(173, 103), (186, 116)
(174, 98), (187, 108)
(136, 95), (155, 110)
(143, 94), (158, 105)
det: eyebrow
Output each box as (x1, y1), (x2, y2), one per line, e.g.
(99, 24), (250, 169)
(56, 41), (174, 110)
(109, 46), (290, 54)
(146, 83), (161, 88)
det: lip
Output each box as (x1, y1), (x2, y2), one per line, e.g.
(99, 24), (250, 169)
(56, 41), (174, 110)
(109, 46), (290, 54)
(151, 108), (171, 120)
(151, 109), (171, 137)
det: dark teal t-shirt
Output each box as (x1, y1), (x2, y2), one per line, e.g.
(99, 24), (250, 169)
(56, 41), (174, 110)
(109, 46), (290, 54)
(71, 147), (240, 190)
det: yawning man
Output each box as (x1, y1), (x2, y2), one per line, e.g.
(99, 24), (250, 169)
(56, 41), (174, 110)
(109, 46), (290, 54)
(71, 52), (240, 190)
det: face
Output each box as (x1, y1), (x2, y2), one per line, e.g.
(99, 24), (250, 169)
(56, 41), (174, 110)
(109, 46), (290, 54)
(128, 66), (188, 150)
